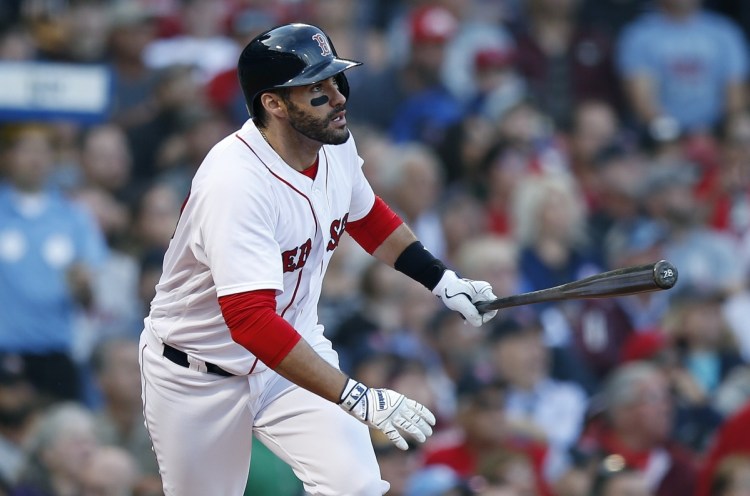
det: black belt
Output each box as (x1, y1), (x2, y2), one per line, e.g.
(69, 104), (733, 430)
(162, 344), (234, 377)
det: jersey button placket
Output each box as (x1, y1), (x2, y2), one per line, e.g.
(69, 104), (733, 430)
(310, 188), (330, 249)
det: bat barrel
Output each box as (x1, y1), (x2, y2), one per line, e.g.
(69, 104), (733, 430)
(557, 261), (671, 298)
(475, 260), (678, 313)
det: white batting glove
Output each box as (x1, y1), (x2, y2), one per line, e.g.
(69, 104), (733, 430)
(339, 378), (436, 450)
(432, 270), (498, 326)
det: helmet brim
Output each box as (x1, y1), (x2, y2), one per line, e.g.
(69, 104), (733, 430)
(279, 57), (362, 88)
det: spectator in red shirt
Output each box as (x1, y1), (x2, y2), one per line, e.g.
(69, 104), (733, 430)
(577, 361), (698, 496)
(697, 401), (750, 496)
(423, 379), (552, 496)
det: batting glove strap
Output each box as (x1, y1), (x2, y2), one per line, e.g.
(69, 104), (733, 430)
(338, 379), (369, 416)
(338, 378), (436, 450)
(432, 270), (499, 327)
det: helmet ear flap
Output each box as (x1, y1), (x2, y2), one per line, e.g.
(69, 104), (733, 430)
(335, 73), (350, 100)
(251, 98), (263, 119)
(328, 33), (350, 100)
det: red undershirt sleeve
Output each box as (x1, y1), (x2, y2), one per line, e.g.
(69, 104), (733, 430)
(218, 290), (301, 369)
(346, 196), (403, 254)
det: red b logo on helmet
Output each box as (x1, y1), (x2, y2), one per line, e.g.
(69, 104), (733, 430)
(312, 33), (332, 56)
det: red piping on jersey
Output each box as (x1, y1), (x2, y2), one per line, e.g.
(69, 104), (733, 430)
(346, 196), (404, 254)
(281, 270), (303, 318)
(171, 190), (192, 239)
(235, 133), (319, 236)
(219, 290), (302, 370)
(248, 357), (260, 374)
(179, 191), (190, 215)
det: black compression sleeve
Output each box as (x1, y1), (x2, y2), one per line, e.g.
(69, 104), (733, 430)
(393, 241), (447, 291)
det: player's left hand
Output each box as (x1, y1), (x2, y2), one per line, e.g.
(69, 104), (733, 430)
(339, 379), (436, 450)
(432, 270), (498, 326)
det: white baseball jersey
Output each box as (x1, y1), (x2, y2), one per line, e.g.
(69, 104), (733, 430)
(144, 119), (376, 376)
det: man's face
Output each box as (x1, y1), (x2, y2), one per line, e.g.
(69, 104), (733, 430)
(616, 375), (673, 444)
(98, 342), (142, 406)
(284, 77), (350, 145)
(492, 330), (548, 390)
(0, 381), (36, 429)
(4, 128), (54, 192)
(461, 388), (507, 445)
(411, 42), (446, 82)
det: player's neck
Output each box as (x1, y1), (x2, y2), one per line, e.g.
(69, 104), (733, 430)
(259, 123), (321, 172)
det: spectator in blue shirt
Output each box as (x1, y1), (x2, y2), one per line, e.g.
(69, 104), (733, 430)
(347, 5), (465, 148)
(617, 0), (748, 135)
(0, 124), (107, 403)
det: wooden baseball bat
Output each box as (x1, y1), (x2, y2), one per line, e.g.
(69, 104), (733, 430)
(475, 260), (678, 313)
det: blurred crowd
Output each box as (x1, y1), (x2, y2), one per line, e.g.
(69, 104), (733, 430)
(0, 0), (749, 495)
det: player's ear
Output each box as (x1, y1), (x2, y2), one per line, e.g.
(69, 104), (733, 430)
(260, 92), (286, 119)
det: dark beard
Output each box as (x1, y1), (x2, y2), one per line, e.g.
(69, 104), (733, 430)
(286, 100), (350, 145)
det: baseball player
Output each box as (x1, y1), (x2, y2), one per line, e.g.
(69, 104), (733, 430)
(139, 23), (499, 496)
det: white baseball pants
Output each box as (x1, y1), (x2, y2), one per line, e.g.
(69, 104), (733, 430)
(139, 331), (389, 495)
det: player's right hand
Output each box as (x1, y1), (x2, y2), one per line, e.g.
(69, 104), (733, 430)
(338, 378), (436, 450)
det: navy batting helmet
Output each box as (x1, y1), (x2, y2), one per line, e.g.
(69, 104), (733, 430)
(238, 23), (362, 117)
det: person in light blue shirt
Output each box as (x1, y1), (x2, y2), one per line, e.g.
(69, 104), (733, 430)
(617, 0), (748, 133)
(0, 124), (107, 402)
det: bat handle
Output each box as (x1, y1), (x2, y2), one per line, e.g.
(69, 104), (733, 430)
(476, 300), (493, 313)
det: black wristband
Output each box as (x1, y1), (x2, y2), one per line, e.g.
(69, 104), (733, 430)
(394, 241), (447, 291)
